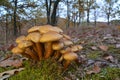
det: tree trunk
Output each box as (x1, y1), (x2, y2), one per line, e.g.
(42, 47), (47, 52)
(45, 0), (51, 24)
(51, 0), (61, 26)
(87, 9), (90, 25)
(94, 9), (97, 27)
(13, 0), (18, 37)
(66, 0), (70, 28)
(107, 7), (111, 25)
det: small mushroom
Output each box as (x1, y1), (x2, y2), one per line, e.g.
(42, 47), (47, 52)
(62, 39), (73, 46)
(52, 41), (64, 59)
(71, 45), (83, 52)
(63, 52), (78, 69)
(18, 40), (38, 60)
(40, 31), (63, 59)
(15, 35), (26, 44)
(26, 32), (43, 60)
(12, 46), (31, 59)
(62, 34), (71, 40)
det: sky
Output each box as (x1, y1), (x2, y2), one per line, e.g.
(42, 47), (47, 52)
(59, 0), (120, 22)
(0, 0), (120, 22)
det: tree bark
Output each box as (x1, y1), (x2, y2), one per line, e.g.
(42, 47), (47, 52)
(13, 0), (18, 37)
(51, 0), (61, 26)
(45, 0), (51, 24)
(66, 0), (70, 28)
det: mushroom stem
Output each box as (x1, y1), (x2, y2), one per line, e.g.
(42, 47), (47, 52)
(54, 51), (61, 60)
(32, 43), (38, 53)
(63, 60), (71, 70)
(44, 42), (53, 59)
(25, 48), (39, 61)
(21, 53), (31, 59)
(35, 43), (43, 60)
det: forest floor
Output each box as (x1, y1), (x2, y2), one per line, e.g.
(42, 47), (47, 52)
(0, 25), (120, 80)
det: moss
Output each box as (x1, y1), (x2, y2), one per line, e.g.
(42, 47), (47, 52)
(9, 58), (64, 80)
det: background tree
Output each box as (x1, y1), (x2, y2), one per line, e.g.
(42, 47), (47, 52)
(103, 0), (118, 25)
(45, 0), (61, 26)
(84, 0), (94, 25)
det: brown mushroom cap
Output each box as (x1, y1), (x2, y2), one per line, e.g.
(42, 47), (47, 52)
(63, 52), (78, 61)
(71, 45), (83, 52)
(18, 40), (33, 49)
(26, 32), (41, 43)
(16, 36), (26, 44)
(52, 41), (64, 50)
(60, 47), (71, 54)
(40, 31), (63, 43)
(12, 46), (24, 54)
(62, 39), (73, 46)
(28, 26), (40, 33)
(39, 25), (63, 34)
(62, 34), (71, 40)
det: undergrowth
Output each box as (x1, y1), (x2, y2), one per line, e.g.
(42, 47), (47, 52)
(9, 58), (64, 80)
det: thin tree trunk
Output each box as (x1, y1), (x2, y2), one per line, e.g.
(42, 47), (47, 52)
(13, 0), (18, 37)
(94, 9), (97, 27)
(46, 0), (51, 24)
(51, 0), (61, 26)
(87, 9), (90, 25)
(66, 0), (70, 28)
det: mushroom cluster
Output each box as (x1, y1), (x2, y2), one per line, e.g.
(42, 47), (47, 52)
(12, 25), (83, 69)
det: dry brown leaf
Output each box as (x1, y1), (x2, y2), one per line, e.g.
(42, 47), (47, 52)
(103, 54), (114, 62)
(86, 63), (101, 74)
(91, 46), (98, 50)
(99, 45), (108, 51)
(0, 59), (23, 68)
(0, 68), (25, 79)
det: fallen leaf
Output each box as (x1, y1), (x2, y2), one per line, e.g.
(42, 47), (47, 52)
(86, 63), (101, 74)
(0, 68), (24, 79)
(91, 46), (98, 50)
(99, 45), (108, 51)
(0, 59), (23, 68)
(103, 54), (114, 62)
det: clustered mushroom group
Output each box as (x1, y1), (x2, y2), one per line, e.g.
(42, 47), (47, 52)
(12, 25), (83, 69)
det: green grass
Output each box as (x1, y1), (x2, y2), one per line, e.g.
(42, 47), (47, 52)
(9, 58), (64, 80)
(83, 67), (120, 80)
(87, 51), (102, 59)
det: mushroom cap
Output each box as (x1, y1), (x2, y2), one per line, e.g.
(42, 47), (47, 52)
(60, 47), (71, 54)
(12, 46), (24, 54)
(62, 34), (71, 40)
(39, 25), (63, 34)
(63, 52), (78, 61)
(28, 26), (40, 33)
(62, 39), (73, 46)
(18, 40), (33, 49)
(40, 31), (63, 43)
(71, 45), (83, 52)
(16, 36), (26, 44)
(52, 41), (64, 50)
(77, 45), (83, 50)
(26, 32), (41, 43)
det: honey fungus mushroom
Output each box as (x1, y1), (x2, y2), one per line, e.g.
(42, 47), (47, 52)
(26, 32), (43, 60)
(18, 40), (38, 60)
(40, 31), (63, 59)
(63, 52), (78, 69)
(15, 35), (26, 44)
(12, 46), (31, 59)
(52, 41), (64, 59)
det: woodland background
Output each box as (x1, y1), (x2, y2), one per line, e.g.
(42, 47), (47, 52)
(0, 0), (120, 79)
(0, 0), (120, 45)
